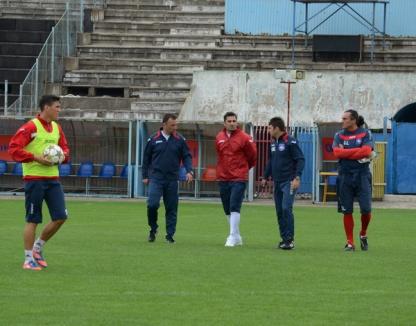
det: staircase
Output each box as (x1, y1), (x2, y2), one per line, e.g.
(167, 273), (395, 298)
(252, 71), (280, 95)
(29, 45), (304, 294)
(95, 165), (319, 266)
(4, 0), (416, 119)
(0, 0), (101, 20)
(61, 0), (225, 119)
(0, 18), (55, 113)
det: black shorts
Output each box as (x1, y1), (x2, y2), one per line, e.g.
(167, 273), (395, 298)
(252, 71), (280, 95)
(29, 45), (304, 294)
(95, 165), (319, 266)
(337, 170), (372, 214)
(24, 180), (68, 224)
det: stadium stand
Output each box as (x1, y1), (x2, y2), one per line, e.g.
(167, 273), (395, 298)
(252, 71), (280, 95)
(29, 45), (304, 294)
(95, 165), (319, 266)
(3, 0), (416, 120)
(0, 18), (55, 113)
(0, 0), (100, 20)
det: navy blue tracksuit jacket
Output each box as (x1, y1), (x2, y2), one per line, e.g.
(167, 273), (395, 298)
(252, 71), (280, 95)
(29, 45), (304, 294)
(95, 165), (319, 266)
(264, 132), (305, 183)
(142, 129), (192, 181)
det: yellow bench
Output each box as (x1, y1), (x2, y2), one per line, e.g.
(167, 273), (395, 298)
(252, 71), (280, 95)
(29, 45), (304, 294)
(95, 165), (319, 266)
(320, 171), (338, 204)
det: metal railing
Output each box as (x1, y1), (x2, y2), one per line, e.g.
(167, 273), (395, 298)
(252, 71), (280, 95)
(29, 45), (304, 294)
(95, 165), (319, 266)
(4, 0), (106, 116)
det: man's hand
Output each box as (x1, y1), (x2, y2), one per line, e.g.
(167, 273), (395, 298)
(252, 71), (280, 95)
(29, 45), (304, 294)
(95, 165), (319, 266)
(143, 178), (149, 185)
(291, 177), (300, 191)
(34, 155), (54, 166)
(186, 172), (193, 183)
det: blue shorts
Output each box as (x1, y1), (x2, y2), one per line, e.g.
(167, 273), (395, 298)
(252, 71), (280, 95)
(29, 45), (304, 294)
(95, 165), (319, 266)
(337, 170), (372, 214)
(24, 180), (68, 224)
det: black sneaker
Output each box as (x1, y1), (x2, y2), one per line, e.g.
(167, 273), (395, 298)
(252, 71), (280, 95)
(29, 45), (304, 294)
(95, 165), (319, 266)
(148, 230), (157, 242)
(360, 236), (368, 251)
(277, 240), (284, 249)
(165, 235), (175, 244)
(279, 241), (295, 250)
(344, 243), (355, 252)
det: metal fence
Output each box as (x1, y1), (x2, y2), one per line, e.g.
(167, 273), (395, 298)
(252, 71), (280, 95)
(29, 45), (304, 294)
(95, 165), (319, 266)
(6, 119), (376, 201)
(254, 125), (317, 199)
(4, 0), (106, 117)
(0, 118), (132, 196)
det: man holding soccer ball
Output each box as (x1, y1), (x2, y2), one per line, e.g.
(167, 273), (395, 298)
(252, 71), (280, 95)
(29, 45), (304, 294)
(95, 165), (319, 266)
(9, 95), (69, 270)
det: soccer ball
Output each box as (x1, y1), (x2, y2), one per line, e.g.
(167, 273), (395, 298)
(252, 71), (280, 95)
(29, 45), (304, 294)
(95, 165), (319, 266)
(43, 144), (65, 164)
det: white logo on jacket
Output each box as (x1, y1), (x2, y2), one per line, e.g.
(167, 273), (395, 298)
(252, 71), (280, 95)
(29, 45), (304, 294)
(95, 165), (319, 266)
(278, 144), (285, 151)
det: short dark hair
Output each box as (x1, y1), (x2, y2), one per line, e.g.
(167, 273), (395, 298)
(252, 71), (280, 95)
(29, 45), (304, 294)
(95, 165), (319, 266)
(345, 109), (365, 128)
(39, 95), (60, 111)
(162, 113), (177, 123)
(268, 117), (286, 131)
(223, 111), (237, 122)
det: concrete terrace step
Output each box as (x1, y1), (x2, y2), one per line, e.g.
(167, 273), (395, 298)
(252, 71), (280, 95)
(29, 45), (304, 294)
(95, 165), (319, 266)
(0, 0), (101, 8)
(0, 18), (55, 31)
(106, 0), (224, 5)
(0, 7), (64, 20)
(129, 87), (189, 99)
(93, 20), (223, 35)
(103, 9), (224, 21)
(77, 45), (212, 60)
(78, 57), (205, 72)
(0, 0), (102, 19)
(77, 44), (311, 61)
(63, 70), (193, 88)
(0, 30), (50, 43)
(87, 32), (218, 48)
(0, 55), (36, 69)
(60, 95), (133, 112)
(131, 100), (183, 114)
(0, 68), (30, 82)
(0, 42), (43, 56)
(86, 33), (410, 52)
(77, 56), (278, 71)
(293, 61), (416, 72)
(105, 0), (224, 12)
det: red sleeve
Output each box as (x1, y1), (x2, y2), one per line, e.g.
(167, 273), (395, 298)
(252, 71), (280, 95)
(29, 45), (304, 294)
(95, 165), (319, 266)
(244, 135), (257, 169)
(57, 124), (70, 163)
(215, 134), (221, 156)
(333, 145), (372, 160)
(8, 121), (37, 162)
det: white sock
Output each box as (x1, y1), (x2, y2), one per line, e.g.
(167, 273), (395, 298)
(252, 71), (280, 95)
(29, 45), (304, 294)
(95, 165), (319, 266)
(24, 250), (33, 262)
(33, 238), (45, 253)
(230, 212), (240, 237)
(226, 215), (230, 224)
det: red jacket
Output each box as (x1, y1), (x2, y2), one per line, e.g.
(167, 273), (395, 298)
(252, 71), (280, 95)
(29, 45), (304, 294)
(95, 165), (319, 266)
(8, 115), (70, 181)
(215, 127), (257, 181)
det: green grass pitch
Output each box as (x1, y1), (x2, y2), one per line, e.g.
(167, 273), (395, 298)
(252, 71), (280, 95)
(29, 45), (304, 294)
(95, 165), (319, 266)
(1, 199), (415, 325)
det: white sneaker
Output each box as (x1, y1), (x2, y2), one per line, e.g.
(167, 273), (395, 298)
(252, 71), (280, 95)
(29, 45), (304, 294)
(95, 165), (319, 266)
(224, 235), (243, 247)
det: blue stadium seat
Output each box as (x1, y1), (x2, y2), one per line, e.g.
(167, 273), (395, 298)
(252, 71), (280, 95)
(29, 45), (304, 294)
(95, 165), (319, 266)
(99, 162), (115, 178)
(120, 164), (128, 178)
(0, 160), (7, 175)
(120, 164), (135, 179)
(12, 162), (23, 176)
(77, 161), (94, 177)
(59, 163), (72, 177)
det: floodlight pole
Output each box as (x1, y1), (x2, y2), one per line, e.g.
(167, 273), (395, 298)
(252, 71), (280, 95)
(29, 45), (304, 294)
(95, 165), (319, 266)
(280, 80), (297, 129)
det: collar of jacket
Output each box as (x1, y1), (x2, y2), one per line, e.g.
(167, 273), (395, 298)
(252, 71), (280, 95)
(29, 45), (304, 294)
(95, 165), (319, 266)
(154, 127), (180, 140)
(273, 132), (288, 143)
(222, 127), (241, 137)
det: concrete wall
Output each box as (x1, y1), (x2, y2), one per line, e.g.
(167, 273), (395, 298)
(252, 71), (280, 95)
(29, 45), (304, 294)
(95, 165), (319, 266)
(180, 70), (416, 128)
